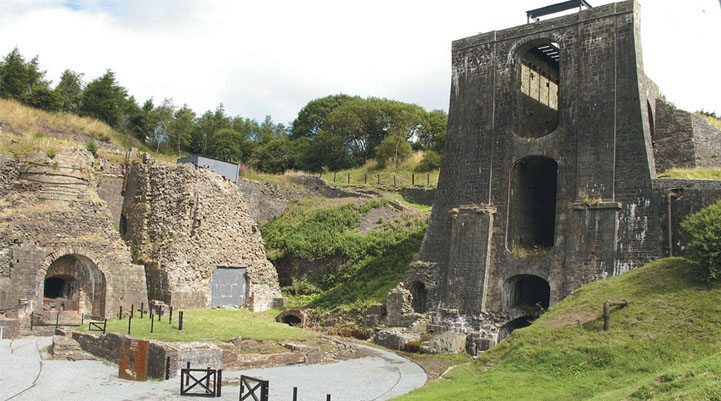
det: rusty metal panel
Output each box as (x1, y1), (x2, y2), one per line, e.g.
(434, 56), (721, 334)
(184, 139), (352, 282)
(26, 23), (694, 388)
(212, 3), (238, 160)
(118, 338), (149, 381)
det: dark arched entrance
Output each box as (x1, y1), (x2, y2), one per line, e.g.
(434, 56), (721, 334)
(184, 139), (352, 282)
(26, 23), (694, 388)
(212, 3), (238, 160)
(505, 274), (550, 311)
(410, 281), (428, 313)
(42, 254), (106, 316)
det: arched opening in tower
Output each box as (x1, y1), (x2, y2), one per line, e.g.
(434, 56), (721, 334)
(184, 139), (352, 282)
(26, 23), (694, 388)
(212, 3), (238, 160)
(410, 281), (428, 313)
(508, 156), (558, 250)
(506, 274), (551, 310)
(41, 254), (106, 316)
(515, 41), (560, 138)
(282, 315), (302, 326)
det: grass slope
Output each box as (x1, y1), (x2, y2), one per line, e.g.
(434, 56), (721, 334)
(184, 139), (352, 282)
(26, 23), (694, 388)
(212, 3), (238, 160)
(76, 309), (315, 342)
(398, 258), (721, 401)
(0, 98), (174, 162)
(262, 197), (427, 312)
(658, 167), (721, 180)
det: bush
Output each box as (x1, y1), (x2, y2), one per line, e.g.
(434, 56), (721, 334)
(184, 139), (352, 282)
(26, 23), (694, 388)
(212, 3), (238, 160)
(375, 134), (412, 169)
(46, 148), (57, 159)
(415, 150), (441, 172)
(86, 139), (98, 156)
(681, 200), (721, 281)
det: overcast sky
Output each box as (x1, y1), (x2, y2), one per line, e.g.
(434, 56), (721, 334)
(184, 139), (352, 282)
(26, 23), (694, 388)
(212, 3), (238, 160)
(0, 0), (719, 124)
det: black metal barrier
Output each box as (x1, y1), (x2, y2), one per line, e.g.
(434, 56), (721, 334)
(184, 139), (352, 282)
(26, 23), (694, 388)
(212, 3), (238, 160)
(239, 375), (269, 401)
(88, 319), (107, 334)
(180, 362), (222, 397)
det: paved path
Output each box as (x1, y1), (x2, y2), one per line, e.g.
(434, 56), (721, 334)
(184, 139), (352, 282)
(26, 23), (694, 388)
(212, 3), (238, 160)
(0, 337), (426, 401)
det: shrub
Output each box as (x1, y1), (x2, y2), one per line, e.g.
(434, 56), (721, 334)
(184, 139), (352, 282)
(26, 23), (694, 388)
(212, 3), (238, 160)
(681, 200), (721, 281)
(375, 134), (412, 169)
(415, 150), (441, 172)
(86, 139), (98, 156)
(46, 148), (57, 158)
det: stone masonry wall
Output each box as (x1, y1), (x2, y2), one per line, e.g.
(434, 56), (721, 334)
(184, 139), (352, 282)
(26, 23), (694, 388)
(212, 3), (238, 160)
(122, 156), (282, 311)
(0, 149), (147, 319)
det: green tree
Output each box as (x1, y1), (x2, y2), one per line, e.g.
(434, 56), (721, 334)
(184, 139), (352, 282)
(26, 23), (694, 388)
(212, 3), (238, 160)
(291, 94), (359, 139)
(191, 105), (230, 155)
(0, 48), (59, 110)
(167, 104), (195, 156)
(417, 109), (448, 151)
(375, 133), (413, 169)
(80, 70), (128, 128)
(210, 128), (245, 162)
(149, 98), (175, 152)
(250, 137), (300, 173)
(681, 200), (721, 281)
(54, 69), (84, 113)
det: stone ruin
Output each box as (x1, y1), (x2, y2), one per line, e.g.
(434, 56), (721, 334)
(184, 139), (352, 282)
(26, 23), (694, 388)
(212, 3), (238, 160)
(381, 0), (721, 353)
(0, 148), (283, 337)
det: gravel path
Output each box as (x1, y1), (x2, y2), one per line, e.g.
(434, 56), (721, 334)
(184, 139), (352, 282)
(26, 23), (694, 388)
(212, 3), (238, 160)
(0, 337), (426, 401)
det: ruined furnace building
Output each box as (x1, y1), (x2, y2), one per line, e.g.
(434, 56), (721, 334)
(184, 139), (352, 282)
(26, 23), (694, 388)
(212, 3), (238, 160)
(121, 156), (283, 311)
(386, 1), (721, 350)
(0, 149), (148, 335)
(0, 149), (283, 337)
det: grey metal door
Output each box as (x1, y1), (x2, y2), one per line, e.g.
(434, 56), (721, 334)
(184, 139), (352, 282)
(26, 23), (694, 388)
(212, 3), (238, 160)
(210, 267), (247, 308)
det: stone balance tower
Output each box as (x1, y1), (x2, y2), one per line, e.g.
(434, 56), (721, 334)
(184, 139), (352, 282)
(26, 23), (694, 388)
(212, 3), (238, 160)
(387, 0), (669, 348)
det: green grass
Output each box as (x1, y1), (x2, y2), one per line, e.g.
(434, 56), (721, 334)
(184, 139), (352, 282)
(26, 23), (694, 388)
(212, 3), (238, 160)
(76, 309), (316, 342)
(397, 258), (721, 401)
(658, 167), (721, 180)
(262, 197), (427, 312)
(320, 156), (439, 190)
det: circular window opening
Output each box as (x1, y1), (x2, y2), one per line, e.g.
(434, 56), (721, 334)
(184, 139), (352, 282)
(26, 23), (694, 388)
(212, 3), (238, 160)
(514, 41), (560, 138)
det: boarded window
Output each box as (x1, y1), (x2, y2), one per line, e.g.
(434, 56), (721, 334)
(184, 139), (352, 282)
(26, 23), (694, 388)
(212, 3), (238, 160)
(210, 267), (247, 308)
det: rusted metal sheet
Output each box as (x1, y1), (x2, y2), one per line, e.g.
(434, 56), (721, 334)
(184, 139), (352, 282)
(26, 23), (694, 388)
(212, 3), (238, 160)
(118, 337), (149, 381)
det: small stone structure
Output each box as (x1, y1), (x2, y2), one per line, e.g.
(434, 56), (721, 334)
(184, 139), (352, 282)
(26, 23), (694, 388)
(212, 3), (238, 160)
(382, 0), (721, 351)
(0, 149), (147, 330)
(122, 156), (282, 310)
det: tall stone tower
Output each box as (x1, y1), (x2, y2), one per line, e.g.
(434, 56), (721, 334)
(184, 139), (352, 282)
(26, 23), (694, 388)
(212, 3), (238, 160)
(390, 1), (668, 345)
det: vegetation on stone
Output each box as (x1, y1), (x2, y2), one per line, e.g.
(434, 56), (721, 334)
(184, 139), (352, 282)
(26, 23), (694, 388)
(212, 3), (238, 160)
(681, 199), (721, 281)
(398, 258), (721, 400)
(77, 309), (315, 342)
(262, 198), (427, 311)
(658, 167), (721, 180)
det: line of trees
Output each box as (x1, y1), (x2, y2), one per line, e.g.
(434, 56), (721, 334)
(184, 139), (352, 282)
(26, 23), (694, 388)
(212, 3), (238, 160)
(0, 48), (447, 172)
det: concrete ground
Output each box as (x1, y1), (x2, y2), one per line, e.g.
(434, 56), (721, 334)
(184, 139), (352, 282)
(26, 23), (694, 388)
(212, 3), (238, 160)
(0, 336), (426, 401)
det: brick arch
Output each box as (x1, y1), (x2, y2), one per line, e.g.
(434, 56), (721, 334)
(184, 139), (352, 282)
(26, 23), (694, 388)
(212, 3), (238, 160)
(36, 248), (108, 317)
(502, 274), (551, 315)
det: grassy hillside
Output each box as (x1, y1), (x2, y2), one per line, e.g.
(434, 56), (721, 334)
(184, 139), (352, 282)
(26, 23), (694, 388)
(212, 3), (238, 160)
(320, 153), (440, 189)
(399, 258), (721, 401)
(261, 197), (427, 312)
(0, 98), (174, 162)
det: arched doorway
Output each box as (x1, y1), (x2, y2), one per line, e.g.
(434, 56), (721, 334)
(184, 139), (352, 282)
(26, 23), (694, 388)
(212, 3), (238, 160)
(41, 254), (106, 316)
(504, 274), (550, 311)
(410, 281), (428, 313)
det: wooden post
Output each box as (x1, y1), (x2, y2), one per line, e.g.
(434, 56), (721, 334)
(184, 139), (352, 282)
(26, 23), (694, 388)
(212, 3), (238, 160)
(55, 311), (60, 329)
(393, 174), (396, 187)
(427, 173), (430, 186)
(377, 174), (380, 185)
(119, 305), (123, 320)
(140, 303), (144, 319)
(165, 356), (171, 380)
(130, 304), (134, 319)
(412, 173), (415, 186)
(178, 311), (184, 330)
(364, 174), (367, 185)
(150, 313), (154, 333)
(347, 173), (350, 184)
(103, 318), (107, 335)
(169, 306), (173, 324)
(333, 172), (336, 183)
(127, 316), (132, 335)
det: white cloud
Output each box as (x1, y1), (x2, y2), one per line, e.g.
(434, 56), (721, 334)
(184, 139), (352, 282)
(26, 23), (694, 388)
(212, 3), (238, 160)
(0, 0), (718, 123)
